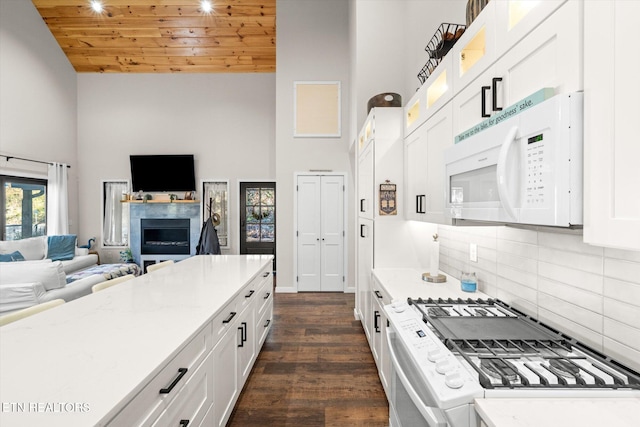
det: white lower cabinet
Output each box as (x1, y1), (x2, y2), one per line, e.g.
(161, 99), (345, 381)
(237, 302), (256, 385)
(152, 351), (214, 427)
(107, 324), (212, 427)
(213, 322), (239, 427)
(107, 264), (273, 427)
(370, 279), (391, 396)
(357, 217), (373, 341)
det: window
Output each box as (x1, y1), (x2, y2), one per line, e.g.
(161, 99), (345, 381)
(102, 180), (130, 247)
(202, 181), (229, 247)
(1, 175), (47, 240)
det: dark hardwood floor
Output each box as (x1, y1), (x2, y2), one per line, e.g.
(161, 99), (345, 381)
(227, 292), (389, 426)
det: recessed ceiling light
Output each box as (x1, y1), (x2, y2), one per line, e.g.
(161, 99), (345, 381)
(90, 1), (103, 13)
(201, 1), (213, 13)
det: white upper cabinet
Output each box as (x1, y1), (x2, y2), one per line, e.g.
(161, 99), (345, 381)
(583, 0), (640, 251)
(451, 0), (497, 94)
(404, 123), (429, 222)
(358, 108), (404, 220)
(452, 0), (583, 136)
(358, 143), (375, 220)
(404, 103), (453, 225)
(493, 0), (568, 57)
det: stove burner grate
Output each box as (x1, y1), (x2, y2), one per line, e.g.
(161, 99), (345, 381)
(480, 358), (519, 383)
(548, 358), (581, 379)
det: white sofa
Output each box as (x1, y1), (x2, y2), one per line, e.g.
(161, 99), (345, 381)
(0, 236), (105, 315)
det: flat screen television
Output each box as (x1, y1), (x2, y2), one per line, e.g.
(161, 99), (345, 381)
(130, 154), (196, 192)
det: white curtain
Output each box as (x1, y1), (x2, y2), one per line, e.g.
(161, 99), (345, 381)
(47, 163), (69, 235)
(204, 182), (228, 247)
(103, 181), (129, 246)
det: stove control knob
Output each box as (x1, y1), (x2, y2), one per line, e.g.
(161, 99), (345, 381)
(436, 357), (454, 374)
(445, 370), (464, 389)
(427, 345), (442, 362)
(391, 299), (407, 313)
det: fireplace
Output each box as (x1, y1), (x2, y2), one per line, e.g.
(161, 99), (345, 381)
(140, 219), (190, 255)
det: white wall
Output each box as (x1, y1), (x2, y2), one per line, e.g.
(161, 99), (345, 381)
(276, 0), (352, 290)
(0, 0), (79, 235)
(352, 0), (406, 133)
(77, 73), (276, 260)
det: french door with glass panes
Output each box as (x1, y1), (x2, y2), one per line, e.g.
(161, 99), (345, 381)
(296, 174), (345, 292)
(239, 182), (275, 271)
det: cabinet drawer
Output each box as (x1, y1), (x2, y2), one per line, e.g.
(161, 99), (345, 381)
(107, 324), (212, 426)
(257, 272), (273, 316)
(212, 299), (239, 340)
(257, 301), (273, 349)
(152, 351), (214, 427)
(236, 266), (270, 314)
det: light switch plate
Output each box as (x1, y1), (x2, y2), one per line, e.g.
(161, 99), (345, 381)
(469, 243), (478, 262)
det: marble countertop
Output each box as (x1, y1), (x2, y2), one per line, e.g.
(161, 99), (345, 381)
(0, 255), (273, 427)
(475, 398), (640, 427)
(373, 267), (490, 301)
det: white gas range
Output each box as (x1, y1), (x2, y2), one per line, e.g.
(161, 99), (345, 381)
(384, 297), (640, 427)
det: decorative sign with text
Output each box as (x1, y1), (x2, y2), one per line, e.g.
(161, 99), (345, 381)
(379, 181), (397, 215)
(455, 88), (555, 143)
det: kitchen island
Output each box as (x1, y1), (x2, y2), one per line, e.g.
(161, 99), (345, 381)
(0, 255), (274, 427)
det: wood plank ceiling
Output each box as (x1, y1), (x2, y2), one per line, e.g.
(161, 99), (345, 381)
(32, 0), (276, 73)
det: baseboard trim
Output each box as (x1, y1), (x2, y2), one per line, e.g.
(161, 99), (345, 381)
(275, 286), (297, 293)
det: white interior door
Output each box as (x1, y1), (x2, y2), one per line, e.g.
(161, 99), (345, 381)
(296, 174), (344, 292)
(320, 175), (344, 291)
(297, 176), (321, 291)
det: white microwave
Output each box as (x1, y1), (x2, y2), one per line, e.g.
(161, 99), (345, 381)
(444, 92), (583, 227)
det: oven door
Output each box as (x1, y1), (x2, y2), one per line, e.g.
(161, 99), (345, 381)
(386, 327), (448, 427)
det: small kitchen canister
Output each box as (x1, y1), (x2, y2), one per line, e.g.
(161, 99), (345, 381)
(461, 272), (477, 292)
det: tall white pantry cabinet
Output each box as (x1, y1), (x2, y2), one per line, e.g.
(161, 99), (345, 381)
(584, 0), (640, 251)
(355, 108), (404, 343)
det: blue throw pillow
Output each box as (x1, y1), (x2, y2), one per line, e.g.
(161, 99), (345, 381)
(47, 235), (77, 261)
(0, 251), (26, 262)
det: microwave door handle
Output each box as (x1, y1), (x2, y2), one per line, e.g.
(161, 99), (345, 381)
(386, 328), (448, 427)
(497, 126), (519, 221)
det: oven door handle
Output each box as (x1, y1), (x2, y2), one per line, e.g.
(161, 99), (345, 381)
(386, 328), (448, 427)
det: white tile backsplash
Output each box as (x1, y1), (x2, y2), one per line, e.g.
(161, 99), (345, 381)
(538, 261), (603, 294)
(538, 293), (603, 333)
(538, 247), (603, 275)
(436, 224), (640, 373)
(603, 318), (640, 353)
(603, 277), (640, 306)
(538, 277), (602, 313)
(604, 258), (640, 283)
